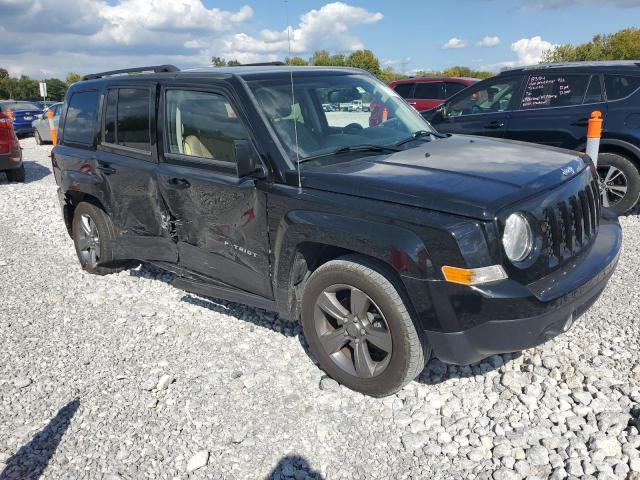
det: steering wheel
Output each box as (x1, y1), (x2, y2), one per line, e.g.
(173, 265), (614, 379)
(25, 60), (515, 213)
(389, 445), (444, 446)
(343, 123), (364, 134)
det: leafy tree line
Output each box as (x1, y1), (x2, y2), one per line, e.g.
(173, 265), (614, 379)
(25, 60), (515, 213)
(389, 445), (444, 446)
(543, 27), (640, 63)
(0, 69), (82, 101)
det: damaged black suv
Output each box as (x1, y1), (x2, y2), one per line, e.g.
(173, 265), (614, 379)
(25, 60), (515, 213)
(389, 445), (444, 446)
(53, 64), (621, 397)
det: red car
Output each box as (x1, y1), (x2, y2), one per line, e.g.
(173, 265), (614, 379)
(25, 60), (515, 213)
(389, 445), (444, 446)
(369, 77), (478, 126)
(0, 110), (24, 182)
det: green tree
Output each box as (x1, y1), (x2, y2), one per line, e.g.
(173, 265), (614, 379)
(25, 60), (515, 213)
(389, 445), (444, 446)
(285, 56), (309, 66)
(46, 78), (67, 101)
(65, 72), (82, 86)
(345, 49), (381, 77)
(15, 76), (39, 99)
(542, 27), (640, 62)
(310, 50), (332, 66)
(0, 68), (9, 80)
(227, 59), (241, 66)
(212, 56), (227, 67)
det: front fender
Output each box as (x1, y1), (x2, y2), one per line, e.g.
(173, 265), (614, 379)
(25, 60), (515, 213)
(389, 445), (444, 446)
(272, 209), (436, 321)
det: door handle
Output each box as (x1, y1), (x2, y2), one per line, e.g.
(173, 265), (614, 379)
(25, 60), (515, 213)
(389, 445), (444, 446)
(484, 121), (505, 129)
(167, 177), (191, 189)
(96, 163), (117, 175)
(571, 118), (589, 127)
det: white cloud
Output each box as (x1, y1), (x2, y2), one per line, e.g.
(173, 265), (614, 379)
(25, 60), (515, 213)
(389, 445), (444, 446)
(477, 36), (500, 47)
(0, 0), (383, 77)
(221, 2), (383, 55)
(484, 36), (556, 71)
(442, 38), (467, 49)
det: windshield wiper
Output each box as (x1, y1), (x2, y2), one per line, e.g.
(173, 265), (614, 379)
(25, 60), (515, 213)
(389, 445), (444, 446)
(394, 130), (437, 147)
(300, 144), (400, 162)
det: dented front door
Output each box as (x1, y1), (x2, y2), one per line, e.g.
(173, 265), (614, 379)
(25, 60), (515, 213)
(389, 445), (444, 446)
(156, 86), (272, 298)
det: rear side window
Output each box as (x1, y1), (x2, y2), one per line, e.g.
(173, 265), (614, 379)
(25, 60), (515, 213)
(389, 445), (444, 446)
(413, 82), (442, 100)
(165, 89), (250, 163)
(103, 88), (151, 152)
(520, 74), (590, 109)
(583, 75), (603, 104)
(393, 83), (414, 99)
(605, 75), (640, 101)
(444, 82), (468, 97)
(64, 90), (99, 145)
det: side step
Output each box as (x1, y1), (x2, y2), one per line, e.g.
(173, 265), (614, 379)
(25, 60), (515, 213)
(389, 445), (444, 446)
(172, 277), (277, 312)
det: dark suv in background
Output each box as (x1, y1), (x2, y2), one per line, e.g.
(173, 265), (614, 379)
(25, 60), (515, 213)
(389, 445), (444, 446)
(52, 64), (620, 396)
(424, 61), (640, 214)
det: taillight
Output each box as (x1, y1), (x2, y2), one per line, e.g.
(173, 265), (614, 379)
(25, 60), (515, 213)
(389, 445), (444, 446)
(0, 112), (10, 129)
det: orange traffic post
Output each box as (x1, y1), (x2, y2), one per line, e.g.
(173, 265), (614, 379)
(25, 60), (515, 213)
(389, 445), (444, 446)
(46, 108), (57, 145)
(586, 111), (602, 166)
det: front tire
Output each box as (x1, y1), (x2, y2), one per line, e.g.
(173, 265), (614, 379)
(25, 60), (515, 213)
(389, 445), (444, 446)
(72, 202), (128, 275)
(301, 255), (429, 397)
(597, 152), (640, 215)
(35, 130), (43, 145)
(6, 165), (25, 183)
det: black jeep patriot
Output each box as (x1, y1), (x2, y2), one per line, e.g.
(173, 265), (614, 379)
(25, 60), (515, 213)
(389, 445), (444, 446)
(52, 64), (621, 396)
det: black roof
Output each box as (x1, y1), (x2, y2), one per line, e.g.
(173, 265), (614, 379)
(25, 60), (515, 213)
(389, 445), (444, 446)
(76, 64), (369, 88)
(500, 60), (640, 75)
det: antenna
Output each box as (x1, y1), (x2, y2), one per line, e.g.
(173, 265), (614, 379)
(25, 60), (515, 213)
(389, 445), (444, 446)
(285, 0), (302, 193)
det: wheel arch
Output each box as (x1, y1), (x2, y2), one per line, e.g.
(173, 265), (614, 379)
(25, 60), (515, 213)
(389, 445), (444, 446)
(272, 210), (435, 322)
(62, 191), (109, 237)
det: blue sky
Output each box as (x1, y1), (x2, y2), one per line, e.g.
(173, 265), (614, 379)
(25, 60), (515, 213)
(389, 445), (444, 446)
(1, 0), (639, 78)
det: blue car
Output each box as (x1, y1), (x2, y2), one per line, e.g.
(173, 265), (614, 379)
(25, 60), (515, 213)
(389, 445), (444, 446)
(0, 100), (43, 136)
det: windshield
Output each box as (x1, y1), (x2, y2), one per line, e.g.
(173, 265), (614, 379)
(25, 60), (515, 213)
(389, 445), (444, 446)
(1, 102), (41, 111)
(248, 73), (433, 163)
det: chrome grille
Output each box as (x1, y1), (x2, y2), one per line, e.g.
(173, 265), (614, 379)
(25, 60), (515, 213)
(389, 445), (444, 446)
(540, 178), (600, 266)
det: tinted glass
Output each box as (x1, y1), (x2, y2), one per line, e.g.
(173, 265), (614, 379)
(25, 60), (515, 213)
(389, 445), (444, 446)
(393, 83), (414, 98)
(0, 101), (40, 111)
(64, 90), (98, 145)
(520, 74), (589, 109)
(583, 75), (603, 104)
(116, 88), (150, 151)
(413, 82), (442, 100)
(605, 75), (640, 101)
(449, 78), (520, 116)
(445, 82), (468, 97)
(104, 89), (117, 144)
(166, 90), (249, 163)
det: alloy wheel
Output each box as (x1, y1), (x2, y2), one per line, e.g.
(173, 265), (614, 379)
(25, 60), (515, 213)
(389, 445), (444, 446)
(313, 284), (393, 378)
(76, 214), (101, 268)
(597, 164), (628, 208)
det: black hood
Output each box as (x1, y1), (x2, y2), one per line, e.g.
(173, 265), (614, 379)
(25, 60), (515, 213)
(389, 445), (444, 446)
(300, 135), (588, 220)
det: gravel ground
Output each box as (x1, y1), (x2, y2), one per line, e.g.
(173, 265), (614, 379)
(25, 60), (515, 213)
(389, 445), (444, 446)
(1, 137), (639, 480)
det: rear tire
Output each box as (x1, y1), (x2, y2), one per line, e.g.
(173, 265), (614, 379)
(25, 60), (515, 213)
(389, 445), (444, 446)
(72, 202), (129, 275)
(597, 152), (640, 215)
(6, 165), (25, 183)
(301, 255), (429, 397)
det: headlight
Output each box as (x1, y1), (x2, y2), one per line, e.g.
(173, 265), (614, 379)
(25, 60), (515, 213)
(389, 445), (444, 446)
(503, 213), (533, 263)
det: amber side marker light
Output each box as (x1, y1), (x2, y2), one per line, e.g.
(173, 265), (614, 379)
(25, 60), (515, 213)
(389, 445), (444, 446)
(441, 265), (507, 286)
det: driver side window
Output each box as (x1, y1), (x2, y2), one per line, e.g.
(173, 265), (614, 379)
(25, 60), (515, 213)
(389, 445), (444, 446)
(448, 78), (520, 117)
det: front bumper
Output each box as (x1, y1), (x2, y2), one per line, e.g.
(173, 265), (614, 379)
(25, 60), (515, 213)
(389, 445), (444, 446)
(424, 211), (621, 365)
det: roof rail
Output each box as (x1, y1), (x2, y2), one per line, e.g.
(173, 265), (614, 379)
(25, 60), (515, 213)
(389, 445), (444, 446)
(82, 65), (179, 81)
(239, 61), (286, 67)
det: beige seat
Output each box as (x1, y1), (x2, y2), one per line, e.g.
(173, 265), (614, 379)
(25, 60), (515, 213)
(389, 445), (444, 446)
(183, 135), (213, 159)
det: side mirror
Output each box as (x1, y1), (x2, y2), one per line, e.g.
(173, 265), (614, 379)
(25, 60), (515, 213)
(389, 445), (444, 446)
(234, 139), (263, 178)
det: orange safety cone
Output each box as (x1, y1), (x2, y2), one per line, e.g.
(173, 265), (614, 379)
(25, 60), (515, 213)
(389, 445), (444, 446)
(586, 111), (603, 166)
(47, 108), (57, 145)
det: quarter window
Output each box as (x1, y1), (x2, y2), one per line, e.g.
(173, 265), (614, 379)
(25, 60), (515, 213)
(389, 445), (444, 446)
(520, 74), (589, 109)
(604, 75), (640, 101)
(165, 90), (250, 163)
(63, 90), (99, 145)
